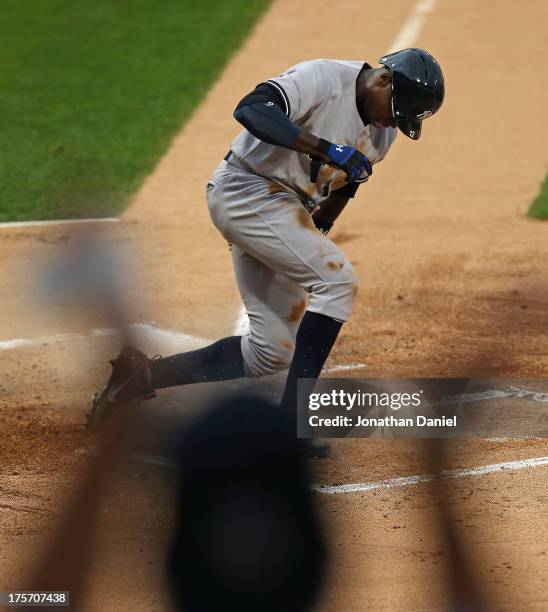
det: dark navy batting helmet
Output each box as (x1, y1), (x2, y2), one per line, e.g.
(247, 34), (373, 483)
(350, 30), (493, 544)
(379, 48), (445, 140)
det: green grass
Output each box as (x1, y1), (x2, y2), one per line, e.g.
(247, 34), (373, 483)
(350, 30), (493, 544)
(0, 0), (271, 221)
(528, 172), (548, 219)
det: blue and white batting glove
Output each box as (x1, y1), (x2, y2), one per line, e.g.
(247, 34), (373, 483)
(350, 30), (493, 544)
(317, 138), (372, 183)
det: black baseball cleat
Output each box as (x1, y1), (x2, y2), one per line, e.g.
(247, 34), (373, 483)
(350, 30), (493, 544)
(87, 345), (157, 431)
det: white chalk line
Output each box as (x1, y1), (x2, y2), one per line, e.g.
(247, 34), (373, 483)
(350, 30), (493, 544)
(2, 326), (547, 406)
(314, 456), (548, 495)
(387, 0), (438, 53)
(486, 437), (544, 442)
(130, 453), (548, 496)
(0, 324), (367, 373)
(0, 217), (119, 229)
(324, 363), (368, 373)
(439, 387), (548, 404)
(0, 323), (208, 352)
(1, 326), (546, 407)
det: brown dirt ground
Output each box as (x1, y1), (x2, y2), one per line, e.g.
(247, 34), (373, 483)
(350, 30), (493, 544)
(1, 0), (548, 610)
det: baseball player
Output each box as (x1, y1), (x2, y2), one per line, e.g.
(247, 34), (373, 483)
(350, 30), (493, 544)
(88, 48), (445, 455)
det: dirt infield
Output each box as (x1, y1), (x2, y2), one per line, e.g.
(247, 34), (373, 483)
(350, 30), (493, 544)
(1, 0), (547, 610)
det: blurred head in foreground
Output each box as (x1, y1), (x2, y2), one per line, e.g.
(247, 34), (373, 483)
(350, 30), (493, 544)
(167, 392), (325, 612)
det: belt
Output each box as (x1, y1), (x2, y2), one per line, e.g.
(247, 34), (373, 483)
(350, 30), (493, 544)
(224, 150), (233, 161)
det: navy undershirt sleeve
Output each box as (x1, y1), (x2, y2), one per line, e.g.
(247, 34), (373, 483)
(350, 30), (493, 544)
(234, 83), (301, 149)
(235, 82), (286, 111)
(234, 83), (362, 198)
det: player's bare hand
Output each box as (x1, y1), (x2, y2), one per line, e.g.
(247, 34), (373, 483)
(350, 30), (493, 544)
(317, 139), (372, 183)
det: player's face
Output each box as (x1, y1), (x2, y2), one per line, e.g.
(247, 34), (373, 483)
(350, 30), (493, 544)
(371, 96), (396, 128)
(364, 69), (397, 129)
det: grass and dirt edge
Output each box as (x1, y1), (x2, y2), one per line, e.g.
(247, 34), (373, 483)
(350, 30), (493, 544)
(527, 172), (548, 219)
(0, 0), (271, 222)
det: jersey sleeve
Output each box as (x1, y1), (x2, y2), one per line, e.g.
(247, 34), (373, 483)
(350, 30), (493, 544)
(235, 82), (286, 111)
(266, 60), (338, 123)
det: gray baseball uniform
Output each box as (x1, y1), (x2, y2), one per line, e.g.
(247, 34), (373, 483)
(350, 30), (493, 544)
(207, 59), (397, 377)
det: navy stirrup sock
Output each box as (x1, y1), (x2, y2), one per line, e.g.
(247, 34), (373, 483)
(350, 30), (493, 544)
(151, 336), (245, 389)
(280, 311), (343, 414)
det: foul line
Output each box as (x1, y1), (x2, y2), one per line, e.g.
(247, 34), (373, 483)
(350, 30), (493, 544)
(0, 323), (208, 352)
(439, 386), (548, 405)
(130, 453), (548, 495)
(314, 456), (548, 495)
(387, 0), (438, 53)
(0, 325), (366, 373)
(0, 218), (119, 229)
(324, 363), (368, 373)
(2, 325), (546, 408)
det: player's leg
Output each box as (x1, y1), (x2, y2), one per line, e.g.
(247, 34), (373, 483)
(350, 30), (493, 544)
(150, 336), (245, 389)
(207, 161), (359, 423)
(153, 159), (355, 390)
(104, 242), (304, 398)
(207, 161), (358, 327)
(89, 159), (355, 431)
(87, 335), (247, 430)
(148, 241), (307, 388)
(226, 244), (336, 460)
(227, 244), (337, 457)
(229, 244), (341, 407)
(230, 243), (306, 377)
(88, 242), (303, 431)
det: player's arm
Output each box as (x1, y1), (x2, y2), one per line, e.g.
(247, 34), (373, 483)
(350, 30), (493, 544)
(234, 83), (324, 157)
(234, 84), (372, 182)
(312, 183), (360, 234)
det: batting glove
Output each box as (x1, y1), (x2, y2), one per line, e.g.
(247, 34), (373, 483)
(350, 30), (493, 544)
(317, 138), (372, 183)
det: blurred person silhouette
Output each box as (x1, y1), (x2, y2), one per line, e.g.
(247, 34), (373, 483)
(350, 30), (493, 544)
(20, 392), (325, 611)
(167, 391), (326, 612)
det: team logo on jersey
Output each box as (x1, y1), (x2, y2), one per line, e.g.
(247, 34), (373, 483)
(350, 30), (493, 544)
(265, 101), (274, 107)
(335, 145), (344, 152)
(417, 110), (433, 120)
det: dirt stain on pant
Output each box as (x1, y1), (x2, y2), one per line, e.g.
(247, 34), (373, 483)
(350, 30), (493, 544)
(288, 298), (306, 321)
(294, 208), (316, 230)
